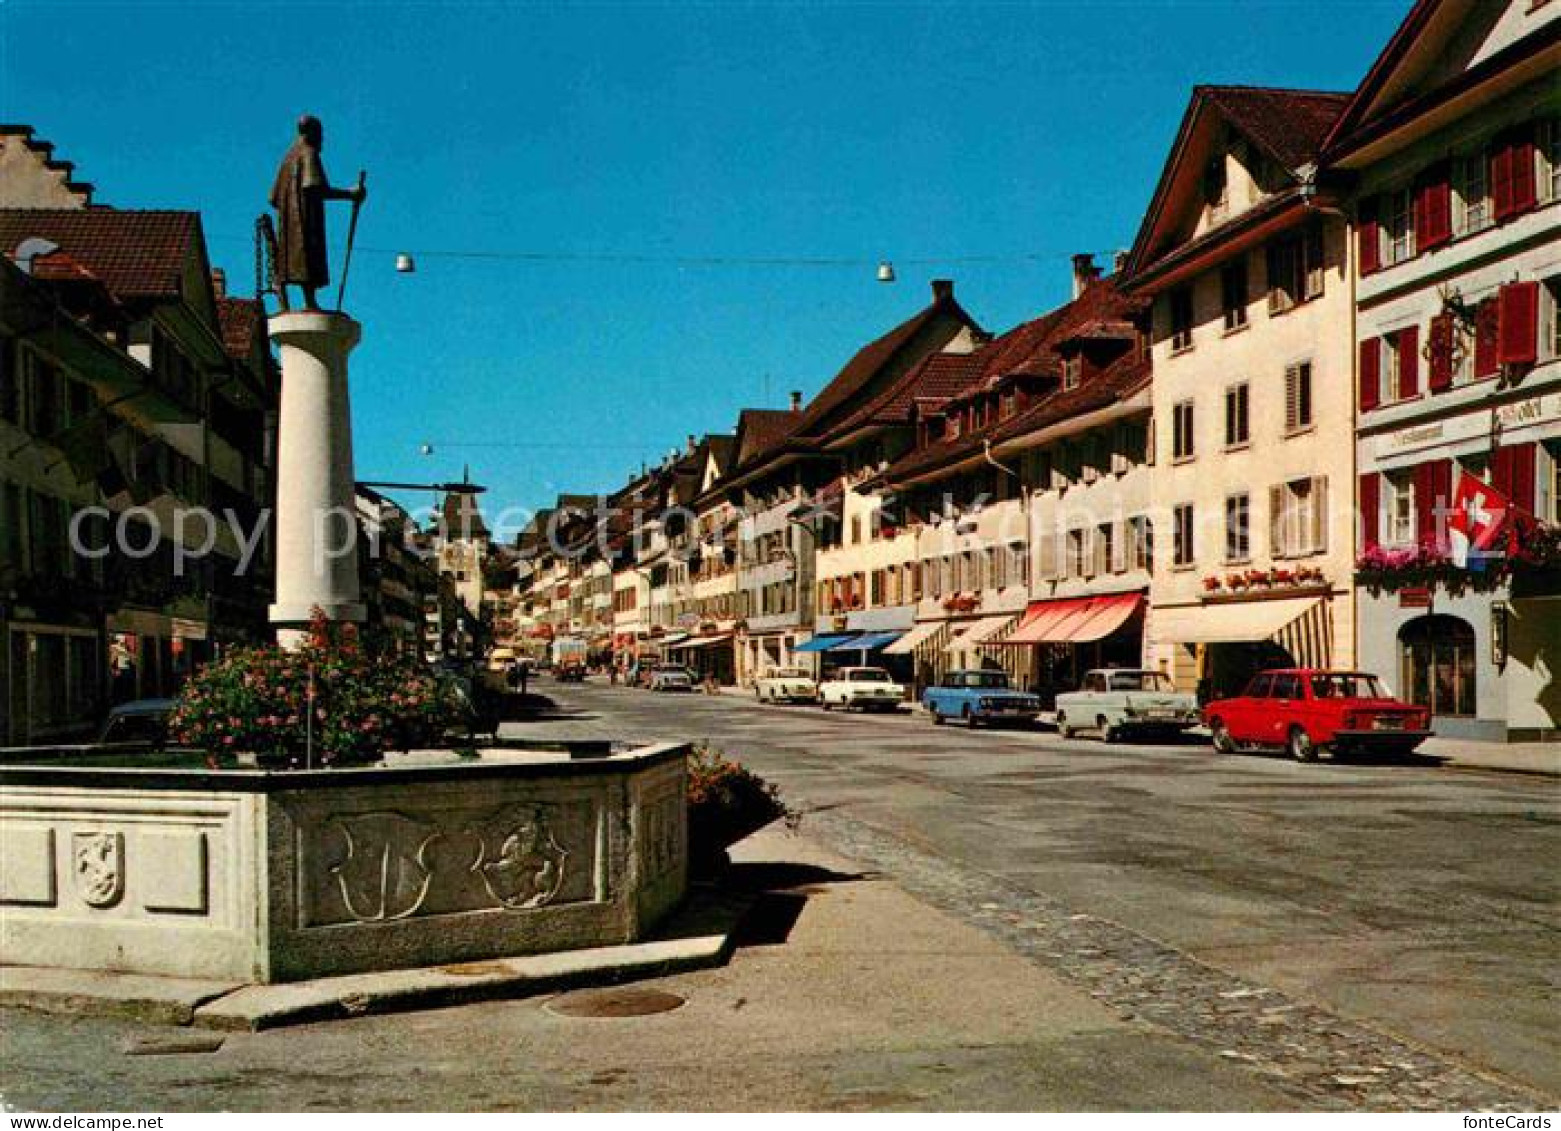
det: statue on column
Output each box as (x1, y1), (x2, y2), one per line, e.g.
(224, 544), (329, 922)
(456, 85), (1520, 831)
(263, 115), (366, 312)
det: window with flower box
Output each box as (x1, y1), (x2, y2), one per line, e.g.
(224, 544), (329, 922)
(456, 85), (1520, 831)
(1385, 471), (1415, 547)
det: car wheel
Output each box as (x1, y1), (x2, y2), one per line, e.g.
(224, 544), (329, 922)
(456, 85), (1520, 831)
(1098, 715), (1119, 743)
(930, 709), (945, 725)
(1210, 718), (1237, 754)
(1057, 711), (1073, 739)
(1288, 725), (1318, 763)
(964, 707), (982, 729)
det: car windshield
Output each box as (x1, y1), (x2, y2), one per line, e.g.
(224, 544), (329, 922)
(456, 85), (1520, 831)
(960, 672), (1011, 689)
(849, 669), (891, 682)
(1310, 673), (1386, 699)
(1108, 671), (1171, 692)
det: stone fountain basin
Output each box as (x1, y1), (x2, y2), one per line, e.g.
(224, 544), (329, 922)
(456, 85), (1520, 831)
(0, 741), (688, 984)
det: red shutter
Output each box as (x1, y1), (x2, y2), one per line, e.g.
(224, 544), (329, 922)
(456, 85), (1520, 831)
(1428, 313), (1455, 391)
(1414, 165), (1452, 250)
(1508, 132), (1537, 218)
(1474, 299), (1500, 377)
(1490, 140), (1514, 220)
(1357, 197), (1380, 276)
(1398, 325), (1420, 398)
(1359, 338), (1381, 411)
(1495, 443), (1538, 515)
(1497, 281), (1539, 367)
(1415, 459), (1452, 552)
(1360, 473), (1381, 552)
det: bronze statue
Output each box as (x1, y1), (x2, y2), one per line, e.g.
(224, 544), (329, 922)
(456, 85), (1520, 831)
(266, 115), (366, 312)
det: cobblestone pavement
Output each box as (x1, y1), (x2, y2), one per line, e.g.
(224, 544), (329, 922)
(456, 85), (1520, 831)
(528, 682), (1560, 1108)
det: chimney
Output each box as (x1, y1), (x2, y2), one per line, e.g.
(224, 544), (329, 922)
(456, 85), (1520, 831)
(790, 390), (803, 413)
(1112, 249), (1130, 275)
(686, 434), (697, 454)
(930, 279), (954, 302)
(210, 268), (226, 298)
(1071, 254), (1099, 298)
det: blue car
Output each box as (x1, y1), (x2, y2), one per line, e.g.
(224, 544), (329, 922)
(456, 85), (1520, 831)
(922, 670), (1042, 728)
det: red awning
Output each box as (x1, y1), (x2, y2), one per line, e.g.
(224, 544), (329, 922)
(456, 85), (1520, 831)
(998, 594), (1143, 645)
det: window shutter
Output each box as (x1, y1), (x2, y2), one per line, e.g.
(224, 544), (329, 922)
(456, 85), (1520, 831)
(1415, 164), (1452, 250)
(1497, 281), (1539, 367)
(1268, 484), (1286, 558)
(1474, 299), (1500, 376)
(1357, 197), (1380, 275)
(1310, 476), (1328, 553)
(1359, 338), (1381, 411)
(1284, 365), (1300, 431)
(1360, 473), (1381, 551)
(1490, 139), (1514, 220)
(1415, 459), (1453, 551)
(1398, 325), (1419, 398)
(1112, 521), (1127, 573)
(1304, 223), (1325, 298)
(1495, 443), (1538, 515)
(1037, 530), (1057, 581)
(1509, 130), (1538, 217)
(1428, 313), (1455, 391)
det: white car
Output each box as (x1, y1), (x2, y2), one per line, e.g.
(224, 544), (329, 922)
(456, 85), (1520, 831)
(1053, 669), (1200, 742)
(648, 667), (696, 693)
(754, 667), (818, 704)
(818, 666), (906, 712)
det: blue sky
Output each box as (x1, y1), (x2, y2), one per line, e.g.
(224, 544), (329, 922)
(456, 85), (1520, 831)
(3, 0), (1406, 535)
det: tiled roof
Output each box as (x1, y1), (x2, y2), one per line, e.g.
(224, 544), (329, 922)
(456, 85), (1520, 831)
(216, 297), (263, 359)
(0, 208), (200, 299)
(793, 283), (976, 440)
(875, 277), (1148, 486)
(1197, 86), (1351, 172)
(826, 349), (988, 438)
(733, 408), (802, 470)
(882, 351), (1150, 485)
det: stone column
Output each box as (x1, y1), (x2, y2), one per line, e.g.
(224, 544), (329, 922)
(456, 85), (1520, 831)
(267, 310), (365, 648)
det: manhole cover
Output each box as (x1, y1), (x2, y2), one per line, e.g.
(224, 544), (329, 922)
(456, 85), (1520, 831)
(545, 986), (686, 1018)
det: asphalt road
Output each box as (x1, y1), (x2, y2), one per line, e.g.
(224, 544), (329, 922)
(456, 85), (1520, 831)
(530, 680), (1560, 1102)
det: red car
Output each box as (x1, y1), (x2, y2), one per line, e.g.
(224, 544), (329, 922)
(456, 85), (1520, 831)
(1202, 669), (1433, 762)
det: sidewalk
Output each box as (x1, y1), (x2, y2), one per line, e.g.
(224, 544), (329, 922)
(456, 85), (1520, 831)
(0, 826), (1299, 1111)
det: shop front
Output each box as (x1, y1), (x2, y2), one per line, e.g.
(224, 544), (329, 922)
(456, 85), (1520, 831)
(1148, 591), (1337, 704)
(995, 592), (1145, 706)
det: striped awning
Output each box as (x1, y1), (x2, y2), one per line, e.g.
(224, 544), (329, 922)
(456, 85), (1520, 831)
(944, 615), (1014, 654)
(795, 633), (857, 654)
(1000, 594), (1143, 645)
(829, 630), (904, 652)
(882, 620), (946, 656)
(1152, 597), (1331, 667)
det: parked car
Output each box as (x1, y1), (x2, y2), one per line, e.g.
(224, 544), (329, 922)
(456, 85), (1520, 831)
(1202, 669), (1433, 762)
(922, 670), (1041, 727)
(1054, 669), (1200, 742)
(649, 667), (696, 693)
(754, 667), (818, 704)
(95, 698), (177, 748)
(818, 666), (905, 712)
(555, 662), (586, 683)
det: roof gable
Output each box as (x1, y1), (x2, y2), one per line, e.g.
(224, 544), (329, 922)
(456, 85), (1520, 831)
(1125, 86), (1347, 276)
(1322, 0), (1561, 157)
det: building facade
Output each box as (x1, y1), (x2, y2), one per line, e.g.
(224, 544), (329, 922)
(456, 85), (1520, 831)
(1125, 87), (1360, 700)
(1329, 0), (1561, 740)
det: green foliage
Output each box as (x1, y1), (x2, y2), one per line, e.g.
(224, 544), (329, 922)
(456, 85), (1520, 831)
(168, 610), (460, 766)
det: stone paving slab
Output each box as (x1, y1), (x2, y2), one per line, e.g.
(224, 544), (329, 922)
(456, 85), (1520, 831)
(806, 809), (1554, 1113)
(3, 889), (751, 1033)
(0, 968), (241, 1027)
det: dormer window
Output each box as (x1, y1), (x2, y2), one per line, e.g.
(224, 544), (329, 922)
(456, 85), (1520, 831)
(1062, 355), (1082, 390)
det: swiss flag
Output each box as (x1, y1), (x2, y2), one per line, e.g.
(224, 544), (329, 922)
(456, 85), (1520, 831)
(1446, 472), (1511, 568)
